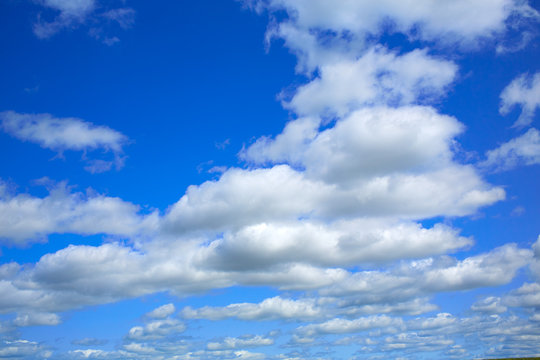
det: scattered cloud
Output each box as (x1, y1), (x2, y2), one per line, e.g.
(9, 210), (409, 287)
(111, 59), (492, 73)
(297, 315), (402, 337)
(284, 47), (457, 118)
(31, 0), (135, 42)
(182, 297), (321, 321)
(500, 71), (540, 127)
(0, 111), (129, 172)
(207, 335), (274, 350)
(125, 319), (186, 341)
(480, 128), (540, 171)
(146, 303), (176, 319)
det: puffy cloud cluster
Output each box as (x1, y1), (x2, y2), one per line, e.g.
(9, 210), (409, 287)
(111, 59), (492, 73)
(0, 180), (158, 246)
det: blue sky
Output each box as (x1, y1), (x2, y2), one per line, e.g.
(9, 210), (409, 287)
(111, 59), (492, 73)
(0, 0), (539, 359)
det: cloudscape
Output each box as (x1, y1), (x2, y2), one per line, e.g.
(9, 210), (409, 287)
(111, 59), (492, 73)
(0, 0), (539, 359)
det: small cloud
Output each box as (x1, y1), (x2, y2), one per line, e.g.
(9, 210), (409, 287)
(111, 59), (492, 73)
(0, 110), (129, 173)
(215, 138), (231, 150)
(146, 303), (176, 319)
(479, 128), (540, 172)
(500, 72), (540, 127)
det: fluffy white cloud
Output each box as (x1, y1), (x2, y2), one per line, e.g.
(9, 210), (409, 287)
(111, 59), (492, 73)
(126, 319), (186, 341)
(481, 128), (540, 171)
(264, 0), (522, 39)
(197, 220), (472, 270)
(381, 332), (454, 353)
(0, 180), (158, 246)
(13, 312), (61, 327)
(504, 282), (540, 309)
(207, 335), (274, 350)
(340, 298), (438, 317)
(243, 106), (463, 176)
(297, 315), (402, 337)
(0, 111), (128, 172)
(182, 296), (321, 321)
(500, 72), (540, 127)
(471, 297), (508, 314)
(286, 47), (457, 118)
(253, 0), (538, 71)
(407, 313), (456, 331)
(0, 339), (50, 359)
(146, 304), (176, 319)
(321, 244), (533, 301)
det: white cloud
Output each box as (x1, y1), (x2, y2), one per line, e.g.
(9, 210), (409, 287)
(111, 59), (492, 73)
(481, 128), (540, 171)
(500, 72), (540, 127)
(0, 111), (128, 172)
(297, 315), (402, 337)
(126, 319), (186, 341)
(286, 47), (457, 118)
(381, 332), (454, 353)
(407, 313), (456, 330)
(255, 0), (538, 72)
(504, 282), (540, 309)
(341, 298), (438, 317)
(471, 297), (507, 314)
(39, 0), (96, 17)
(207, 335), (274, 350)
(0, 339), (49, 359)
(13, 312), (61, 327)
(146, 303), (176, 319)
(182, 296), (321, 321)
(321, 244), (533, 301)
(197, 220), (472, 270)
(0, 180), (158, 246)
